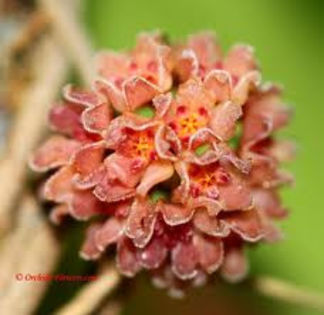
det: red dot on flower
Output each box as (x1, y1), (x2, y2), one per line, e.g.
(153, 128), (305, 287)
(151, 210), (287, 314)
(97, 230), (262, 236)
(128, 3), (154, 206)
(198, 106), (208, 116)
(216, 169), (231, 185)
(176, 105), (187, 115)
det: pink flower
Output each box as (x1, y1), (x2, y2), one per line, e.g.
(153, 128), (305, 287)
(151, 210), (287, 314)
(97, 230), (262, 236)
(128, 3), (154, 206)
(30, 31), (293, 297)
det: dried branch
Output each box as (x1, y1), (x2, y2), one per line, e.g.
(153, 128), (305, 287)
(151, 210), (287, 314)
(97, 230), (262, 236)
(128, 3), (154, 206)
(38, 0), (94, 86)
(0, 194), (60, 314)
(0, 36), (68, 235)
(55, 265), (121, 315)
(252, 276), (324, 312)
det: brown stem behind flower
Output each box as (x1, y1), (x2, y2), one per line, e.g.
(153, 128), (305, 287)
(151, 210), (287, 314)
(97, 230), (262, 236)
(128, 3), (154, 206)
(0, 36), (68, 235)
(0, 194), (60, 313)
(38, 0), (94, 86)
(54, 265), (121, 315)
(251, 276), (324, 312)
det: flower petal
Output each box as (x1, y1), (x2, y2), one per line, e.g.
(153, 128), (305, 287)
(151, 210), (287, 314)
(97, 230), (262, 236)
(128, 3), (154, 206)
(95, 217), (124, 251)
(193, 210), (230, 237)
(218, 169), (253, 210)
(81, 102), (111, 134)
(94, 79), (127, 112)
(154, 125), (181, 161)
(174, 49), (199, 82)
(159, 203), (194, 226)
(42, 166), (74, 202)
(138, 236), (168, 269)
(252, 189), (288, 219)
(221, 246), (248, 283)
(124, 76), (159, 110)
(117, 237), (141, 277)
(63, 84), (100, 107)
(94, 172), (136, 203)
(232, 70), (261, 106)
(68, 190), (105, 220)
(224, 44), (257, 78)
(187, 31), (222, 69)
(49, 204), (69, 225)
(80, 223), (103, 260)
(105, 153), (145, 188)
(171, 241), (198, 280)
(193, 234), (224, 274)
(209, 102), (242, 141)
(137, 160), (174, 197)
(125, 199), (157, 248)
(224, 210), (264, 242)
(153, 93), (172, 118)
(30, 136), (80, 172)
(72, 141), (106, 187)
(204, 70), (232, 103)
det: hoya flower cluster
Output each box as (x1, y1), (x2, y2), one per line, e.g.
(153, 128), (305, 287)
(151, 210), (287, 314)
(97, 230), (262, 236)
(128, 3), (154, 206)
(31, 32), (293, 296)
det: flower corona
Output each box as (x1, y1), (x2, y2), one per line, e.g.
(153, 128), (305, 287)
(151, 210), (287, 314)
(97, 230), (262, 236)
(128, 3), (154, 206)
(31, 31), (293, 297)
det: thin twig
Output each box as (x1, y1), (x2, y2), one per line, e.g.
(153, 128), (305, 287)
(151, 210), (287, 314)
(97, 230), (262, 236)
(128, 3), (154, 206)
(251, 276), (324, 312)
(0, 36), (68, 234)
(38, 0), (94, 86)
(55, 265), (121, 315)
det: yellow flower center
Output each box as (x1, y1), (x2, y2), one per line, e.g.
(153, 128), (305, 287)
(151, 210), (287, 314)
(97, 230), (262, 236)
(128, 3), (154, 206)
(132, 136), (152, 158)
(179, 113), (205, 137)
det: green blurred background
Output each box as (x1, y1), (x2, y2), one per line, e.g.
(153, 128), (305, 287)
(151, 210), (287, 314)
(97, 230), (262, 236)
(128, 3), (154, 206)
(80, 0), (323, 314)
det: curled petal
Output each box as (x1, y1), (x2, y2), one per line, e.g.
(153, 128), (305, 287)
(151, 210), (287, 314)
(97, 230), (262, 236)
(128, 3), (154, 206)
(72, 141), (105, 186)
(171, 241), (198, 280)
(172, 161), (190, 204)
(193, 234), (224, 274)
(30, 136), (80, 172)
(95, 217), (124, 251)
(176, 78), (214, 111)
(68, 190), (104, 220)
(94, 173), (136, 203)
(187, 31), (222, 68)
(138, 237), (168, 269)
(80, 223), (103, 260)
(186, 128), (221, 165)
(63, 84), (100, 107)
(204, 70), (232, 103)
(221, 246), (248, 283)
(159, 203), (194, 226)
(117, 237), (141, 277)
(232, 70), (261, 106)
(126, 199), (157, 248)
(269, 140), (296, 163)
(252, 189), (288, 219)
(95, 51), (129, 80)
(192, 197), (223, 216)
(49, 204), (69, 225)
(218, 170), (253, 210)
(94, 78), (126, 112)
(242, 84), (292, 145)
(49, 104), (83, 138)
(210, 102), (242, 141)
(105, 153), (145, 188)
(155, 125), (181, 161)
(224, 210), (264, 242)
(153, 93), (172, 118)
(193, 210), (230, 237)
(137, 161), (174, 197)
(224, 44), (257, 78)
(43, 166), (74, 202)
(81, 102), (111, 134)
(174, 49), (199, 82)
(124, 76), (160, 110)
